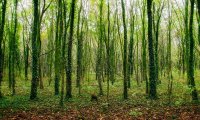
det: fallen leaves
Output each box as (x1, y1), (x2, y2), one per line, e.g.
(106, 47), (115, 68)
(1, 104), (200, 120)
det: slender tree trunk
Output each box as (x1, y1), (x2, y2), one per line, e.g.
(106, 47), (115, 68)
(121, 0), (128, 99)
(185, 0), (190, 83)
(0, 0), (7, 98)
(136, 31), (140, 85)
(197, 0), (200, 45)
(128, 9), (135, 88)
(110, 6), (117, 85)
(147, 0), (157, 99)
(141, 0), (148, 94)
(76, 0), (82, 91)
(55, 0), (62, 95)
(60, 0), (68, 106)
(47, 12), (54, 86)
(66, 0), (76, 99)
(106, 0), (110, 102)
(96, 0), (104, 96)
(37, 0), (42, 89)
(9, 0), (18, 95)
(188, 0), (198, 101)
(30, 0), (39, 100)
(167, 0), (173, 104)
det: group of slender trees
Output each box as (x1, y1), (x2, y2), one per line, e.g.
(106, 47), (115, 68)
(0, 0), (199, 103)
(29, 0), (77, 103)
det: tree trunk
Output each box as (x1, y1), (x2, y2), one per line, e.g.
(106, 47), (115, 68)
(0, 0), (7, 98)
(66, 0), (76, 99)
(60, 0), (68, 106)
(167, 0), (173, 104)
(121, 0), (128, 99)
(96, 0), (104, 96)
(76, 0), (83, 92)
(141, 0), (148, 94)
(147, 0), (157, 99)
(185, 0), (190, 84)
(106, 0), (110, 102)
(128, 9), (135, 88)
(30, 0), (39, 100)
(55, 0), (62, 95)
(188, 0), (198, 101)
(197, 0), (200, 45)
(8, 0), (18, 96)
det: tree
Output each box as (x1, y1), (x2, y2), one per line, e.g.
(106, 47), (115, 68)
(196, 0), (200, 45)
(127, 3), (135, 89)
(121, 0), (128, 99)
(0, 0), (7, 98)
(60, 0), (68, 106)
(30, 0), (39, 100)
(76, 0), (83, 95)
(185, 0), (189, 82)
(106, 0), (110, 101)
(54, 0), (63, 95)
(167, 0), (173, 103)
(96, 0), (104, 96)
(147, 0), (157, 99)
(8, 0), (19, 95)
(66, 0), (76, 99)
(188, 0), (198, 101)
(141, 0), (148, 94)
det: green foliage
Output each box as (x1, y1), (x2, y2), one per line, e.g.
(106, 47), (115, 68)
(129, 109), (143, 117)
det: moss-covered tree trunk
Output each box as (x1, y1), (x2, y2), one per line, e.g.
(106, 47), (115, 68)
(188, 0), (198, 101)
(185, 0), (190, 84)
(167, 0), (173, 103)
(141, 0), (148, 94)
(55, 0), (63, 95)
(121, 0), (128, 99)
(30, 0), (39, 100)
(66, 0), (76, 99)
(127, 5), (135, 89)
(8, 0), (18, 95)
(196, 0), (200, 45)
(106, 0), (111, 101)
(147, 0), (157, 99)
(96, 0), (104, 96)
(60, 0), (68, 106)
(76, 0), (83, 94)
(0, 0), (7, 98)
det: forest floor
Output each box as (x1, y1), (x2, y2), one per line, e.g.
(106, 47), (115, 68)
(1, 103), (200, 120)
(1, 71), (200, 119)
(1, 102), (200, 119)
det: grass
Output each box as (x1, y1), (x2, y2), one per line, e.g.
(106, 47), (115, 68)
(0, 69), (200, 115)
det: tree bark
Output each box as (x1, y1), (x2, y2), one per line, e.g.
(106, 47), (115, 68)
(188, 0), (198, 101)
(147, 0), (157, 99)
(30, 0), (39, 100)
(0, 0), (7, 98)
(66, 0), (76, 99)
(121, 0), (128, 99)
